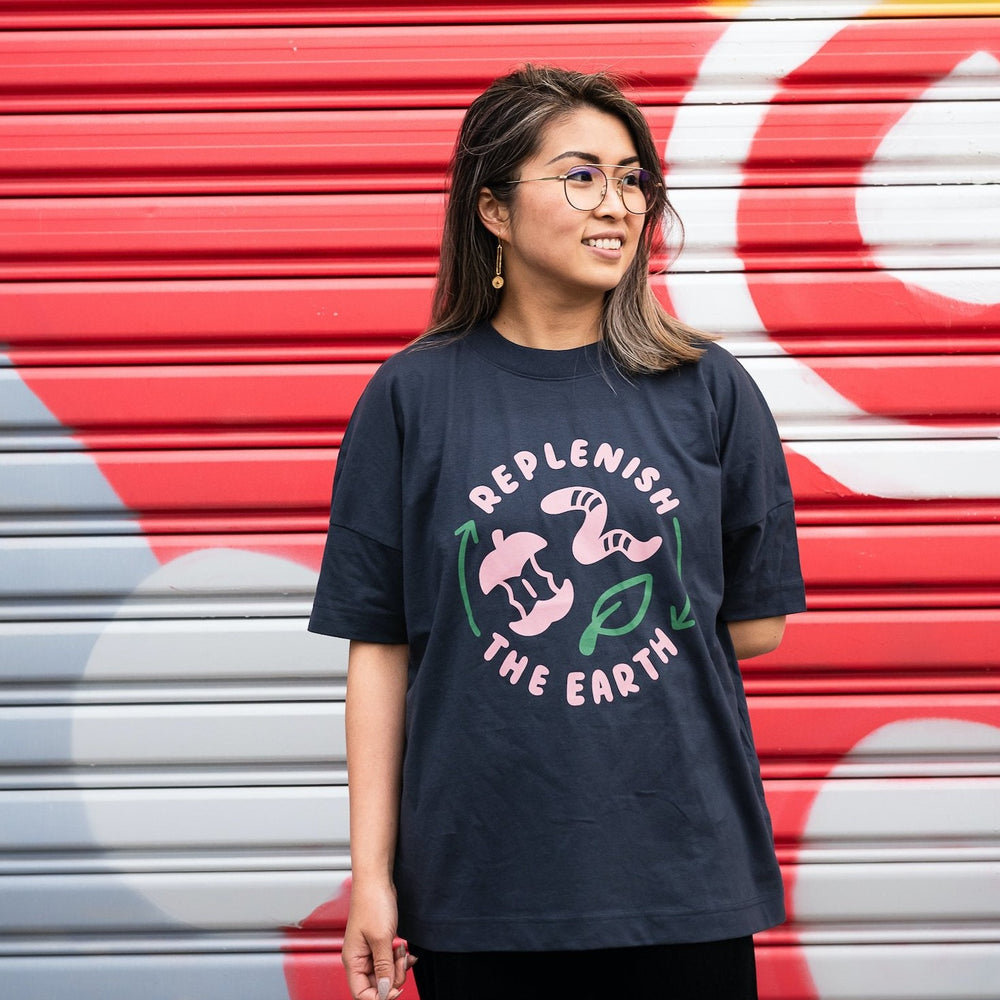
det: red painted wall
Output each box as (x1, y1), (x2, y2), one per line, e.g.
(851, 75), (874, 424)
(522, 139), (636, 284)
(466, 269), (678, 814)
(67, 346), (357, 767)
(1, 4), (998, 998)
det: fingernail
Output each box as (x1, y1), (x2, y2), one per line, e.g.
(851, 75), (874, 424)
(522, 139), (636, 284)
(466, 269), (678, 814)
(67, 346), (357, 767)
(378, 978), (391, 1000)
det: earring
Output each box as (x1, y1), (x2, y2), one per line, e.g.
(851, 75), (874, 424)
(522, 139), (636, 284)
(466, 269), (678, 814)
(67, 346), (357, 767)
(492, 241), (505, 289)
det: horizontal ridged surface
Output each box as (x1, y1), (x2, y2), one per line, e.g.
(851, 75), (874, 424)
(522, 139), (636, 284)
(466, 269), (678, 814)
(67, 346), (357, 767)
(4, 275), (999, 364)
(4, 1), (998, 29)
(4, 186), (1000, 279)
(2, 6), (999, 1000)
(3, 20), (999, 112)
(1, 526), (998, 606)
(5, 101), (999, 196)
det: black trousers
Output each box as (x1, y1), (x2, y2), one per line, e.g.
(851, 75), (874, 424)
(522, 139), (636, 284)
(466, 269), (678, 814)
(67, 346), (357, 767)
(409, 936), (758, 1000)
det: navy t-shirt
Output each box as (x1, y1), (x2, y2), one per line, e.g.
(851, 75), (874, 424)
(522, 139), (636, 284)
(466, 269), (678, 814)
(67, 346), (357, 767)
(309, 323), (806, 951)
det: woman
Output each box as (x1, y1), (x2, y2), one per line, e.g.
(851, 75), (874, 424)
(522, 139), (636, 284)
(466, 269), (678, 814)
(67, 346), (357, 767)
(309, 65), (806, 1000)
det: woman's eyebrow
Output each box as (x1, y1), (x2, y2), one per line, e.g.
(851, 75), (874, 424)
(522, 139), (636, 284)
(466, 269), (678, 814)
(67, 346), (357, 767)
(545, 151), (641, 167)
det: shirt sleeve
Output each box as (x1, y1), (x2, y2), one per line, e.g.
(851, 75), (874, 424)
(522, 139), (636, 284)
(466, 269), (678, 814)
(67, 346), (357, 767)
(308, 364), (408, 643)
(714, 354), (807, 623)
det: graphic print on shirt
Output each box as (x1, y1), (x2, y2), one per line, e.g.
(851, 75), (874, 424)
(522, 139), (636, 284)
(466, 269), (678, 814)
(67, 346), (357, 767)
(478, 528), (575, 637)
(540, 487), (663, 564)
(456, 436), (694, 707)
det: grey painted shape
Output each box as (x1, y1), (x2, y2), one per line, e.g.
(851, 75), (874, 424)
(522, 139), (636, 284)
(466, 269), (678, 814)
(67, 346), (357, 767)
(0, 620), (346, 687)
(2, 516), (155, 535)
(0, 454), (134, 512)
(0, 413), (163, 952)
(0, 368), (75, 432)
(0, 776), (345, 935)
(0, 622), (107, 683)
(2, 702), (345, 766)
(0, 372), (135, 554)
(5, 597), (316, 622)
(0, 954), (292, 1000)
(0, 537), (160, 599)
(0, 542), (314, 600)
(71, 619), (346, 682)
(0, 870), (350, 933)
(0, 787), (349, 852)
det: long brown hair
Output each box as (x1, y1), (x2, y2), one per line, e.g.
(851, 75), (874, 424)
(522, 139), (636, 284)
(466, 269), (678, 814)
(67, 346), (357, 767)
(421, 64), (707, 373)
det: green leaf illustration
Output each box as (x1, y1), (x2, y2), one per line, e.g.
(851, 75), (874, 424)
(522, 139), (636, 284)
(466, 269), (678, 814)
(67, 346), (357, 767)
(579, 573), (653, 656)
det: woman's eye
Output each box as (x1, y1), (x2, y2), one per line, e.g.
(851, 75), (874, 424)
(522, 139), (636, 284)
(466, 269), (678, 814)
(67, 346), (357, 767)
(622, 171), (642, 188)
(565, 167), (599, 184)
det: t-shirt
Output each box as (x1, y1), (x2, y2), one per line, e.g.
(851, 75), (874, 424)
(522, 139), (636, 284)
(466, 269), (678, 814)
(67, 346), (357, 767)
(309, 322), (806, 951)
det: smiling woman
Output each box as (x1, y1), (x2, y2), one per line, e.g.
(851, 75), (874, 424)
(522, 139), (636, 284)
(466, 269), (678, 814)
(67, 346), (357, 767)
(477, 107), (647, 344)
(307, 64), (806, 1000)
(423, 64), (705, 373)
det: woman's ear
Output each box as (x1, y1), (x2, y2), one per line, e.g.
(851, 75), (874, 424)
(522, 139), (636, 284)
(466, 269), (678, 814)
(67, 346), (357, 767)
(477, 186), (509, 239)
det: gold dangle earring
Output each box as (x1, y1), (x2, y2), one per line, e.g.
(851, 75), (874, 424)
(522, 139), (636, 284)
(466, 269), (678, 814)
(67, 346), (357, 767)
(492, 240), (505, 289)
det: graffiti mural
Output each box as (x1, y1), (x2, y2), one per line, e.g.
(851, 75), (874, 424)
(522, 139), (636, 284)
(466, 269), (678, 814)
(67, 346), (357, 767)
(1, 2), (998, 997)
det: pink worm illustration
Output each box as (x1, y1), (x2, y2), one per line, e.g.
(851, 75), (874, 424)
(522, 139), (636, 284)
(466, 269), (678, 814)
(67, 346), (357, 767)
(540, 487), (662, 565)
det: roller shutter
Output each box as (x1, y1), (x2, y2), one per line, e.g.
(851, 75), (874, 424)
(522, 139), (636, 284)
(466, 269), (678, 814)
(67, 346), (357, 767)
(2, 2), (998, 997)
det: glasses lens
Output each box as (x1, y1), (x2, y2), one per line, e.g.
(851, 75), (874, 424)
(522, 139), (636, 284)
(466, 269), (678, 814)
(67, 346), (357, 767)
(620, 168), (653, 215)
(562, 165), (607, 211)
(562, 166), (653, 214)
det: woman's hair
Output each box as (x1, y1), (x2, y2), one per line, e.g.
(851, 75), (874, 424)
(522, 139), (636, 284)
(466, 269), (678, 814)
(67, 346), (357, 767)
(420, 64), (707, 373)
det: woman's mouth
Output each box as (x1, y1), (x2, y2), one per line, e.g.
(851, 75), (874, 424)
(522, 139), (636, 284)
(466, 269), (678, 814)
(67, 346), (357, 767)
(583, 237), (623, 250)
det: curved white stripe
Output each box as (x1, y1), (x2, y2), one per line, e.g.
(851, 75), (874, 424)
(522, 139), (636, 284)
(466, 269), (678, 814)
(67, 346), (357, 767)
(789, 439), (1000, 498)
(666, 13), (864, 344)
(664, 5), (998, 499)
(860, 52), (1000, 305)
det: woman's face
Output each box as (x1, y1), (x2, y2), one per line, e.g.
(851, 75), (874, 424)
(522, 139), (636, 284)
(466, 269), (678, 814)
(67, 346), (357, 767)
(492, 106), (647, 308)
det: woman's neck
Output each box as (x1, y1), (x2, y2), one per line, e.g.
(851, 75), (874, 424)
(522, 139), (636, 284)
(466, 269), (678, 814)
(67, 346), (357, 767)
(490, 294), (603, 350)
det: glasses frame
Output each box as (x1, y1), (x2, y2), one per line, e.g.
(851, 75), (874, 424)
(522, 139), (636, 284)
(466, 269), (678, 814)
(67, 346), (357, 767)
(507, 163), (657, 216)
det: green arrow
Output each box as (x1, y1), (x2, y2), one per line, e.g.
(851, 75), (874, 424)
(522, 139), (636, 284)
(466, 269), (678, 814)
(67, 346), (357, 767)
(454, 520), (481, 637)
(671, 595), (694, 631)
(670, 517), (695, 630)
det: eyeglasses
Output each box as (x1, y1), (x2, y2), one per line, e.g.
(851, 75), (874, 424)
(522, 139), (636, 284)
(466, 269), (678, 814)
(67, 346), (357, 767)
(508, 164), (656, 215)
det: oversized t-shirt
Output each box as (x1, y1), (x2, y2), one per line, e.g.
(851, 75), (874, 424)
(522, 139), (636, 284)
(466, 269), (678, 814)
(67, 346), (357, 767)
(309, 323), (806, 952)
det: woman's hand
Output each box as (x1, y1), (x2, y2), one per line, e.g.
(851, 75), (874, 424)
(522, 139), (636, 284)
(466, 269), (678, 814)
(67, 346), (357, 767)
(343, 880), (414, 1000)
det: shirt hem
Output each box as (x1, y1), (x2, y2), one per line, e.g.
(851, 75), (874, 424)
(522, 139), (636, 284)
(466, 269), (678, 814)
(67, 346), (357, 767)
(398, 891), (785, 952)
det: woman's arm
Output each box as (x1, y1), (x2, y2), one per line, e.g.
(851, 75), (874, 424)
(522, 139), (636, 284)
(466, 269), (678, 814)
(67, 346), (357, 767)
(343, 640), (411, 1000)
(727, 616), (786, 660)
